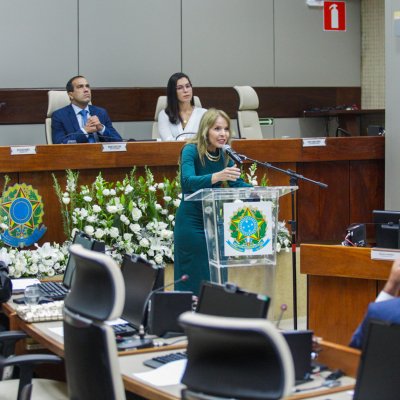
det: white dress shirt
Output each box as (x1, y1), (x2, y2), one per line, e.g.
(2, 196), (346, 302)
(158, 107), (207, 141)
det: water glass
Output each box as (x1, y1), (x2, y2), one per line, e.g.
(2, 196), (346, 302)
(24, 285), (40, 305)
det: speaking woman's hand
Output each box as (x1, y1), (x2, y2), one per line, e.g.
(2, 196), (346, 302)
(211, 166), (241, 184)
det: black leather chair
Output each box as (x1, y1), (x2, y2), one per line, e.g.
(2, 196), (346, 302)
(0, 331), (67, 400)
(179, 312), (295, 400)
(63, 244), (126, 400)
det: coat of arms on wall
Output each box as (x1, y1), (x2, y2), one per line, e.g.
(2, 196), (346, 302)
(0, 183), (47, 247)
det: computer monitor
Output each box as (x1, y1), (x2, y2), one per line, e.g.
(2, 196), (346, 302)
(353, 320), (400, 400)
(196, 281), (270, 318)
(120, 254), (162, 330)
(282, 330), (313, 383)
(64, 231), (105, 289)
(373, 210), (400, 249)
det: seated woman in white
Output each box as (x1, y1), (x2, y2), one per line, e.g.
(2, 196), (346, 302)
(158, 72), (207, 141)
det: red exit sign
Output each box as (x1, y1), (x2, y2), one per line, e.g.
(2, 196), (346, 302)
(324, 1), (346, 32)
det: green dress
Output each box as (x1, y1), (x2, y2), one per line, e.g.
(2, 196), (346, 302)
(174, 143), (251, 296)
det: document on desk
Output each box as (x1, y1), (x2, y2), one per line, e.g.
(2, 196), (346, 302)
(49, 327), (64, 337)
(11, 278), (41, 293)
(134, 359), (187, 386)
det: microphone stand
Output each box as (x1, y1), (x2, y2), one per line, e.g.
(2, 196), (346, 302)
(238, 154), (327, 329)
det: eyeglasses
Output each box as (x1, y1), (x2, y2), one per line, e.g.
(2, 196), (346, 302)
(176, 83), (192, 91)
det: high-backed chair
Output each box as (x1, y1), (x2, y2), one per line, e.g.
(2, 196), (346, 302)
(63, 244), (126, 400)
(45, 91), (70, 144)
(152, 95), (202, 140)
(0, 331), (68, 400)
(179, 312), (295, 400)
(233, 86), (263, 139)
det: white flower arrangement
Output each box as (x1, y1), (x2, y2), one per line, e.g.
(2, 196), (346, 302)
(0, 242), (69, 278)
(53, 167), (180, 266)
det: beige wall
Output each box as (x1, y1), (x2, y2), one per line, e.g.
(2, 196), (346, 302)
(361, 0), (385, 109)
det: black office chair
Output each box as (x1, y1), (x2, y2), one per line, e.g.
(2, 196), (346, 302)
(179, 312), (295, 400)
(63, 244), (126, 400)
(0, 331), (67, 400)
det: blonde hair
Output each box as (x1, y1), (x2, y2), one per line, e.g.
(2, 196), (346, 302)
(190, 108), (232, 166)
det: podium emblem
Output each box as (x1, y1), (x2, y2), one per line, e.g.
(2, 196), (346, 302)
(0, 183), (47, 247)
(224, 202), (272, 255)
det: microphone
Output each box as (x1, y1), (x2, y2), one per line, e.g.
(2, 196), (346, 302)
(152, 274), (190, 295)
(222, 144), (243, 164)
(275, 303), (288, 329)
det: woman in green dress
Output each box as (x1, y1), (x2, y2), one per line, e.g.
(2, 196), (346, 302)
(174, 109), (251, 295)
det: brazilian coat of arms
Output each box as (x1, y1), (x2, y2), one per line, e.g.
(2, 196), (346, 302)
(0, 183), (47, 247)
(225, 204), (271, 254)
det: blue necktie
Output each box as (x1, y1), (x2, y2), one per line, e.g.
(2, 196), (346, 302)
(80, 109), (95, 143)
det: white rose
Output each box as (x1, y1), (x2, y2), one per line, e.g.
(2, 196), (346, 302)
(149, 186), (156, 192)
(110, 189), (116, 196)
(155, 204), (162, 210)
(83, 196), (92, 202)
(94, 228), (105, 239)
(163, 196), (172, 202)
(157, 183), (164, 189)
(62, 197), (70, 205)
(123, 233), (133, 241)
(173, 199), (181, 207)
(86, 215), (97, 223)
(124, 185), (133, 194)
(109, 227), (120, 238)
(92, 205), (101, 213)
(139, 238), (150, 248)
(129, 223), (141, 233)
(84, 225), (95, 236)
(120, 215), (130, 225)
(103, 189), (110, 196)
(161, 229), (173, 239)
(80, 209), (88, 218)
(168, 215), (174, 221)
(106, 205), (118, 214)
(131, 208), (142, 221)
(154, 254), (163, 264)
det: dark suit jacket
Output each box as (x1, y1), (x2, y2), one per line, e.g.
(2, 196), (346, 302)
(51, 104), (122, 144)
(349, 297), (400, 349)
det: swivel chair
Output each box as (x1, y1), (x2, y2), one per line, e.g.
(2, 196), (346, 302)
(152, 95), (203, 140)
(179, 312), (295, 400)
(63, 244), (126, 400)
(233, 86), (263, 139)
(0, 331), (67, 400)
(45, 91), (70, 144)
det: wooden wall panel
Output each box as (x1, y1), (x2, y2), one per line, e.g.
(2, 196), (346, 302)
(0, 87), (362, 124)
(297, 161), (350, 243)
(308, 275), (377, 345)
(349, 159), (385, 242)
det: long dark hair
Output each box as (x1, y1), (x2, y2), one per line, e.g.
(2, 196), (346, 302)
(165, 72), (195, 124)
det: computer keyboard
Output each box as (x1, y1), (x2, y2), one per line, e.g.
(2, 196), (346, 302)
(143, 351), (187, 369)
(113, 323), (137, 337)
(15, 301), (64, 323)
(38, 281), (68, 300)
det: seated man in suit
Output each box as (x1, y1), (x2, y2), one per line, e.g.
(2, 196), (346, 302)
(350, 258), (400, 349)
(52, 75), (122, 144)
